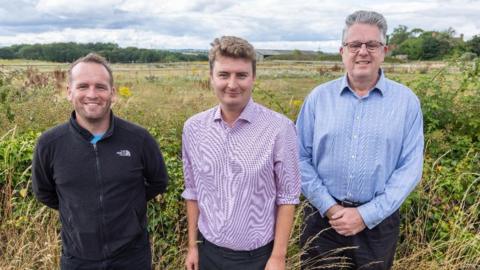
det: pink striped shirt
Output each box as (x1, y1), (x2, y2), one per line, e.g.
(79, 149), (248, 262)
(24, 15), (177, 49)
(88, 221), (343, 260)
(181, 99), (301, 251)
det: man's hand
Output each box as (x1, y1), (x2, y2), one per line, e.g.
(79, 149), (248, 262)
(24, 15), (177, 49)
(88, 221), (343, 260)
(265, 255), (286, 270)
(329, 207), (366, 236)
(185, 246), (199, 270)
(325, 204), (344, 219)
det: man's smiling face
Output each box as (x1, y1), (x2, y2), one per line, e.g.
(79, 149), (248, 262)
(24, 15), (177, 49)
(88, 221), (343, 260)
(340, 23), (387, 85)
(67, 62), (115, 126)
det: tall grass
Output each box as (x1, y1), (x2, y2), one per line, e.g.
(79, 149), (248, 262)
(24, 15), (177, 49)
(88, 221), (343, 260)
(396, 150), (480, 270)
(0, 202), (60, 270)
(0, 60), (478, 269)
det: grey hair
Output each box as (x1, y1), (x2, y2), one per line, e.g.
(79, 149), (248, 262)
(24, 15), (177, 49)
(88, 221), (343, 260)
(342, 10), (388, 44)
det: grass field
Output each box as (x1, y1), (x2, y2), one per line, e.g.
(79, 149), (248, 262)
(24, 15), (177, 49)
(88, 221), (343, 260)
(0, 59), (478, 269)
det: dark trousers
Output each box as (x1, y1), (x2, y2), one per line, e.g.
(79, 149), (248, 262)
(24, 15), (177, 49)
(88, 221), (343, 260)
(198, 233), (273, 270)
(300, 203), (400, 270)
(60, 241), (151, 270)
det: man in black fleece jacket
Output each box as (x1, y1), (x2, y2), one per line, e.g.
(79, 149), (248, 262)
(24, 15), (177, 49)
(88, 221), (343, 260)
(32, 53), (168, 270)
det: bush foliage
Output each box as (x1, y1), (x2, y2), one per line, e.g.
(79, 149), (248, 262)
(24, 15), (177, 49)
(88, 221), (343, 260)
(0, 59), (478, 269)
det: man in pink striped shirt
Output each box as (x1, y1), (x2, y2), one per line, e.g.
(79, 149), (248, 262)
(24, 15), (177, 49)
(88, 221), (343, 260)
(182, 36), (301, 270)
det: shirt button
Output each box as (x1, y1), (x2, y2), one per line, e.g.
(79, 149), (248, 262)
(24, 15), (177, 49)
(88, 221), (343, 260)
(353, 135), (358, 139)
(351, 155), (355, 159)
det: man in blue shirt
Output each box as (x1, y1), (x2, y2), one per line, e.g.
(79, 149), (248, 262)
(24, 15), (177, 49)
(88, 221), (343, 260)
(296, 10), (424, 270)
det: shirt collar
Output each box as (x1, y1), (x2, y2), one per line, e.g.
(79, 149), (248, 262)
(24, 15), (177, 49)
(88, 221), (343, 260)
(340, 69), (386, 97)
(70, 111), (115, 141)
(213, 98), (256, 124)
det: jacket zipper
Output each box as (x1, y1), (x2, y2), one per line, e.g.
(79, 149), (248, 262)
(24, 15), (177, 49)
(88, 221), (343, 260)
(93, 143), (108, 259)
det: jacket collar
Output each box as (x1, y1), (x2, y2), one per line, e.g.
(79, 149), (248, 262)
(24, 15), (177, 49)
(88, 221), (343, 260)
(69, 111), (115, 142)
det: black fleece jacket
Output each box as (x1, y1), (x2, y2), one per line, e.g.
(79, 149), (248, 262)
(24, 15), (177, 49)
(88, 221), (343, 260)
(32, 112), (168, 261)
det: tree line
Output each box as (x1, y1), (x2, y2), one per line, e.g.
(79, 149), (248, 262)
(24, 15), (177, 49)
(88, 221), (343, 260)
(0, 42), (208, 63)
(1, 27), (479, 63)
(388, 26), (480, 60)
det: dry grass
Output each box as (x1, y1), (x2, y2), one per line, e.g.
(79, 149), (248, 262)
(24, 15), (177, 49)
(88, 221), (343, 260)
(0, 202), (60, 270)
(0, 60), (478, 269)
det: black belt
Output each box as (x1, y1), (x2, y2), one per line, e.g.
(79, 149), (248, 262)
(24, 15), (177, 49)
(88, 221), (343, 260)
(334, 197), (363, 207)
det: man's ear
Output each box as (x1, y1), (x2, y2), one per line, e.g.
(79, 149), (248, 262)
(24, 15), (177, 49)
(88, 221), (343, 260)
(67, 85), (72, 101)
(209, 72), (214, 89)
(111, 86), (117, 103)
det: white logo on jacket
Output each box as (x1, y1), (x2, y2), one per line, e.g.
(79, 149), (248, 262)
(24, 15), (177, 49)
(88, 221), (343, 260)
(116, 150), (131, 157)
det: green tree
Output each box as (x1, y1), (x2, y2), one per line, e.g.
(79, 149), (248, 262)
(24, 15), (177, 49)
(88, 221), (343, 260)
(389, 25), (411, 45)
(397, 38), (423, 60)
(410, 28), (424, 37)
(421, 35), (442, 59)
(17, 44), (44, 60)
(0, 47), (15, 59)
(466, 35), (480, 56)
(420, 32), (452, 59)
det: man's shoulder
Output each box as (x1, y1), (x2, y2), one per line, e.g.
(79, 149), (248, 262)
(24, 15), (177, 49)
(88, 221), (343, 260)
(254, 102), (294, 127)
(309, 76), (344, 96)
(36, 122), (70, 148)
(384, 77), (411, 91)
(184, 107), (216, 130)
(114, 116), (151, 139)
(384, 77), (420, 102)
(302, 76), (343, 105)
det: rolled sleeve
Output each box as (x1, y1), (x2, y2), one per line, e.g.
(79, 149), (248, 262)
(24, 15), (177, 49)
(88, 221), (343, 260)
(181, 188), (197, 200)
(273, 121), (301, 205)
(181, 123), (198, 201)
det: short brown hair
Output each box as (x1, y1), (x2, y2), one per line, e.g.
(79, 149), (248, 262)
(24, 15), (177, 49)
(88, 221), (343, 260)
(68, 53), (114, 86)
(209, 36), (256, 75)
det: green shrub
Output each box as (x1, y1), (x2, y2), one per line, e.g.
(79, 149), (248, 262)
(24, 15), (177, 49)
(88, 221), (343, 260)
(0, 60), (478, 269)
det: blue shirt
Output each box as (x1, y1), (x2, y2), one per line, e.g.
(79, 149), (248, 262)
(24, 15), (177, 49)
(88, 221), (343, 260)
(296, 71), (424, 229)
(90, 133), (104, 144)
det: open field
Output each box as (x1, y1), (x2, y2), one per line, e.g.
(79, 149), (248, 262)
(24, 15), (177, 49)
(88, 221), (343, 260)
(1, 59), (479, 269)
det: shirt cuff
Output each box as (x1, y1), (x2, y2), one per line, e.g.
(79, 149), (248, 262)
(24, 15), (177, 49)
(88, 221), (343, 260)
(357, 202), (382, 229)
(181, 188), (197, 200)
(310, 194), (337, 218)
(276, 194), (300, 205)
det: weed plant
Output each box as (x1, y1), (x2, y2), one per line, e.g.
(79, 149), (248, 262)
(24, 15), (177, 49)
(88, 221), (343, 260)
(0, 60), (478, 269)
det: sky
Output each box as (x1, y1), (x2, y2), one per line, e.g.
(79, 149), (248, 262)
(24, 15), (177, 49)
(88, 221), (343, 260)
(0, 0), (478, 53)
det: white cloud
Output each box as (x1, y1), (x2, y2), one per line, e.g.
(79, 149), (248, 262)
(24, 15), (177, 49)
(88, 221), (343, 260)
(0, 28), (210, 49)
(36, 0), (122, 14)
(0, 0), (478, 52)
(253, 40), (341, 52)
